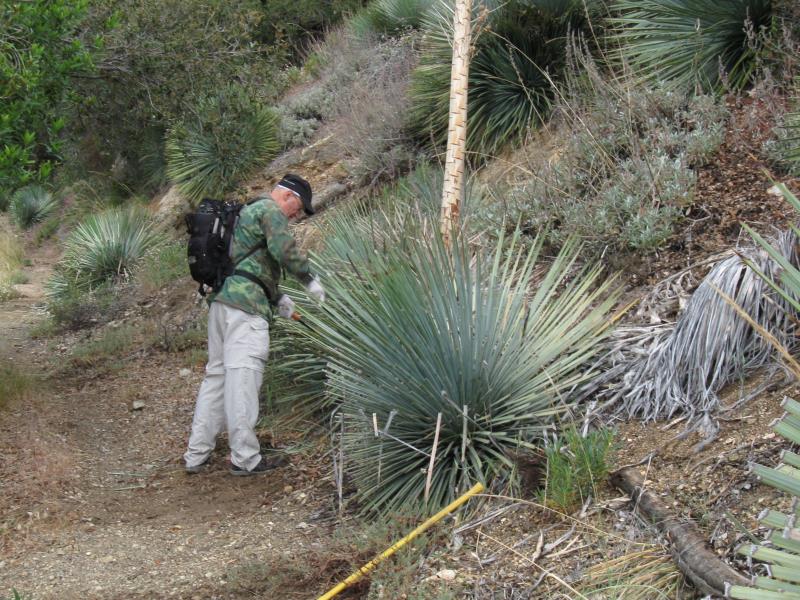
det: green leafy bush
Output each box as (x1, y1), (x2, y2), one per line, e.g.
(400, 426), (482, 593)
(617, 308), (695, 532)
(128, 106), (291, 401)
(303, 203), (620, 514)
(0, 0), (93, 196)
(72, 0), (280, 189)
(612, 0), (774, 92)
(539, 426), (615, 512)
(166, 89), (279, 202)
(9, 185), (58, 229)
(254, 0), (365, 63)
(46, 205), (166, 302)
(409, 0), (599, 160)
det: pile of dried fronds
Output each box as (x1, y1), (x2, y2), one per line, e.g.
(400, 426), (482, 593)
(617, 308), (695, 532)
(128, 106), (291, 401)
(580, 228), (799, 424)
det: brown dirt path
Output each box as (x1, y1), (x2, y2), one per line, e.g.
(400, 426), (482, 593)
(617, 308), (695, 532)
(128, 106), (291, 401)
(0, 238), (335, 599)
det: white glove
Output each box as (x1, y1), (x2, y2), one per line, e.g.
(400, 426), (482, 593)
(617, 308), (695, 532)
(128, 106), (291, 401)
(276, 294), (296, 319)
(305, 276), (325, 303)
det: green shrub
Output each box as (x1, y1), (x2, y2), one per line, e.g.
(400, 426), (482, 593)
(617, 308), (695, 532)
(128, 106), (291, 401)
(303, 203), (620, 515)
(166, 88), (279, 203)
(0, 0), (93, 197)
(539, 426), (615, 512)
(472, 56), (728, 256)
(9, 185), (59, 229)
(72, 0), (280, 189)
(254, 0), (365, 63)
(408, 0), (599, 160)
(46, 205), (166, 302)
(612, 0), (775, 92)
(46, 280), (131, 330)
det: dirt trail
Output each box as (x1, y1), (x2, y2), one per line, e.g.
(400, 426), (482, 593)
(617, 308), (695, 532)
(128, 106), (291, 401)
(0, 242), (332, 599)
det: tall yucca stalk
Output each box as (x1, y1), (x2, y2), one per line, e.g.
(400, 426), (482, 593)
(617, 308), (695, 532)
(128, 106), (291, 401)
(166, 91), (279, 203)
(9, 184), (58, 229)
(47, 205), (166, 298)
(303, 206), (620, 514)
(611, 0), (774, 92)
(409, 0), (598, 160)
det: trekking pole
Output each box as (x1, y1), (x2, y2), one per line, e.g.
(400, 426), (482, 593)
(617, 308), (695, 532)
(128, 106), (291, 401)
(316, 482), (484, 600)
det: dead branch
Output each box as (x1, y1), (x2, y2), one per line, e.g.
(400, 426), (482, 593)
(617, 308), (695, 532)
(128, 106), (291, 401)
(610, 467), (750, 597)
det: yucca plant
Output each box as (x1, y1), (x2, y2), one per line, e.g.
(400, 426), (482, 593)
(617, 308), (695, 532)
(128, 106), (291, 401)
(46, 205), (166, 299)
(350, 0), (438, 37)
(9, 185), (58, 229)
(166, 88), (279, 203)
(302, 203), (621, 514)
(611, 0), (774, 92)
(408, 0), (600, 160)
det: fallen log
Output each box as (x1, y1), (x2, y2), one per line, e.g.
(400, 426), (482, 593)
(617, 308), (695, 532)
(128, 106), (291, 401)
(610, 467), (750, 597)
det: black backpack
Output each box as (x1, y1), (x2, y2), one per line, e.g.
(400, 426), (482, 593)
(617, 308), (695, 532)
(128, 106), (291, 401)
(185, 198), (272, 301)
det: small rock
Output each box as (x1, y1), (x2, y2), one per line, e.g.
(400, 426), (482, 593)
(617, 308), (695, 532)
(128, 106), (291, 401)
(767, 185), (784, 197)
(132, 400), (146, 411)
(297, 522), (310, 530)
(436, 569), (457, 581)
(179, 368), (191, 378)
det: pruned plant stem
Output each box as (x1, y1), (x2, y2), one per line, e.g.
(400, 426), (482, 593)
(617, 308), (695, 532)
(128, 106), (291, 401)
(610, 467), (750, 596)
(425, 413), (442, 502)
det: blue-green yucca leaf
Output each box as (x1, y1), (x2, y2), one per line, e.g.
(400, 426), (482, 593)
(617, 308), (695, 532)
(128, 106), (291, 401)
(166, 90), (279, 203)
(47, 205), (167, 298)
(611, 0), (774, 92)
(9, 184), (58, 229)
(303, 206), (621, 514)
(408, 0), (596, 160)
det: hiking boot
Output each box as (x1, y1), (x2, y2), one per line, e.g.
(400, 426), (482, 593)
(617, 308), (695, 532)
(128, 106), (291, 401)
(229, 454), (288, 476)
(185, 458), (210, 474)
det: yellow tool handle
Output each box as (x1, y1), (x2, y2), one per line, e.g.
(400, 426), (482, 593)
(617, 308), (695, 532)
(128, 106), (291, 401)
(316, 482), (484, 600)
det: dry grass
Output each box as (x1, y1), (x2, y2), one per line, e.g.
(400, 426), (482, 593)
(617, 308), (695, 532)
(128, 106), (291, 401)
(580, 547), (688, 599)
(0, 372), (78, 552)
(0, 226), (25, 301)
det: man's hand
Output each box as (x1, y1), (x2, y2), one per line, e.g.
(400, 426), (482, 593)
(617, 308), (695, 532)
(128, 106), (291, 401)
(276, 294), (296, 319)
(305, 276), (325, 303)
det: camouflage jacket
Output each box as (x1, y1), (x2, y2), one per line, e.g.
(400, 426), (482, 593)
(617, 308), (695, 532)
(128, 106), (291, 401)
(210, 197), (313, 320)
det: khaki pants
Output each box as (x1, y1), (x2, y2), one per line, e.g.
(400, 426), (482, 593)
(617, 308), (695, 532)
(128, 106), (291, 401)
(184, 302), (269, 471)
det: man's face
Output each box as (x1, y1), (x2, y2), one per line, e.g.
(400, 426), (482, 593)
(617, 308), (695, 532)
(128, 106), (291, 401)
(272, 186), (303, 219)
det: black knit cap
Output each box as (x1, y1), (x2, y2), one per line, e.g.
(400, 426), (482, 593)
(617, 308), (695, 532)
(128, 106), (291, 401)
(277, 173), (314, 215)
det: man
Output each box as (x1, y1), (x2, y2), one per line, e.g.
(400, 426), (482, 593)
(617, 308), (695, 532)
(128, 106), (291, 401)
(183, 174), (325, 476)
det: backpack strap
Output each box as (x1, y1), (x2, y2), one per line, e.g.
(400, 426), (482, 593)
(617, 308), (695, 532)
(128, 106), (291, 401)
(233, 269), (276, 305)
